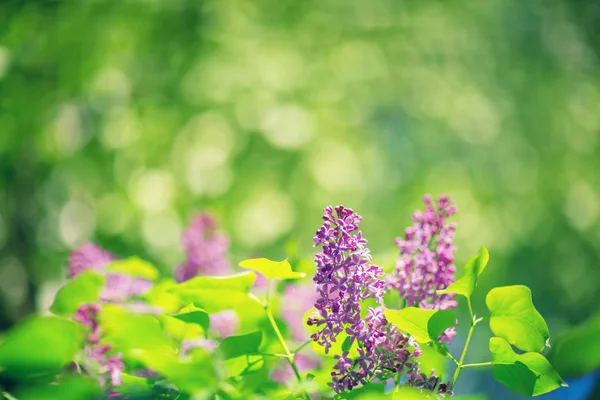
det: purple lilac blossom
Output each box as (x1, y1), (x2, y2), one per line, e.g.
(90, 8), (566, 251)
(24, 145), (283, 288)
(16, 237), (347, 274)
(209, 310), (239, 338)
(175, 213), (230, 281)
(281, 284), (319, 342)
(68, 243), (114, 277)
(68, 243), (155, 390)
(100, 273), (153, 301)
(68, 243), (153, 301)
(329, 307), (422, 392)
(307, 206), (422, 393)
(74, 304), (124, 387)
(388, 195), (458, 343)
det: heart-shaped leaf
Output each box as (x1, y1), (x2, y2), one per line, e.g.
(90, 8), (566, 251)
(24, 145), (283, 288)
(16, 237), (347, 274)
(438, 246), (489, 298)
(171, 304), (210, 333)
(486, 285), (549, 352)
(239, 258), (305, 281)
(490, 337), (566, 396)
(384, 307), (455, 344)
(428, 310), (457, 340)
(13, 375), (101, 400)
(217, 331), (262, 360)
(549, 311), (600, 378)
(106, 257), (159, 280)
(0, 317), (82, 378)
(99, 304), (175, 358)
(223, 355), (264, 377)
(135, 347), (217, 393)
(50, 271), (106, 316)
(168, 272), (256, 313)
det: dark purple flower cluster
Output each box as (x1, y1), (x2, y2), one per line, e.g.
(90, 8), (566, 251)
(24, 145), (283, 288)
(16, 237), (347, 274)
(388, 195), (458, 343)
(307, 206), (422, 392)
(73, 304), (124, 387)
(330, 307), (422, 392)
(175, 213), (230, 282)
(412, 370), (454, 396)
(308, 206), (385, 352)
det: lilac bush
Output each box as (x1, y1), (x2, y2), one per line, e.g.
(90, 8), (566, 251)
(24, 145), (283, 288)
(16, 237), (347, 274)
(307, 205), (448, 394)
(0, 196), (564, 400)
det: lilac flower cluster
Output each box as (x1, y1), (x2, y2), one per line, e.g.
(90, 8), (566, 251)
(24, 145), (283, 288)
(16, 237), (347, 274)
(175, 213), (230, 282)
(307, 206), (422, 392)
(308, 206), (385, 351)
(68, 243), (152, 301)
(388, 195), (458, 343)
(329, 308), (423, 392)
(73, 304), (124, 387)
(68, 243), (153, 389)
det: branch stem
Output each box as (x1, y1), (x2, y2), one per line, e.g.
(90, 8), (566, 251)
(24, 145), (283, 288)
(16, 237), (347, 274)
(262, 287), (310, 400)
(450, 298), (479, 389)
(461, 362), (492, 368)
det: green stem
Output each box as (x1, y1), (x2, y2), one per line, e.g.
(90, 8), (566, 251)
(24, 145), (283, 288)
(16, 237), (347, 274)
(450, 298), (479, 389)
(251, 352), (289, 358)
(293, 339), (312, 354)
(446, 352), (460, 367)
(265, 305), (310, 400)
(461, 362), (492, 368)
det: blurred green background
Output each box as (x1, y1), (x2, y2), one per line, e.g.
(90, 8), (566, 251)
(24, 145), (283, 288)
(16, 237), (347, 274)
(1, 0), (599, 398)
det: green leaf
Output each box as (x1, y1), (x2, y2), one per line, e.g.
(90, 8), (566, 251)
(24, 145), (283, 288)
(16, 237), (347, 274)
(50, 271), (106, 316)
(384, 307), (455, 343)
(0, 317), (82, 378)
(135, 347), (217, 393)
(239, 258), (305, 281)
(223, 355), (264, 377)
(217, 331), (262, 360)
(549, 312), (600, 378)
(12, 375), (101, 400)
(486, 285), (549, 352)
(143, 279), (182, 313)
(106, 257), (159, 280)
(438, 246), (489, 298)
(341, 336), (353, 352)
(99, 304), (175, 358)
(168, 272), (256, 313)
(490, 337), (566, 396)
(116, 373), (153, 399)
(427, 309), (456, 340)
(172, 304), (210, 333)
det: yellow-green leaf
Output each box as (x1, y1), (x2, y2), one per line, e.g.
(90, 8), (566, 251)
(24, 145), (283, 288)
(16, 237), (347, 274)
(106, 257), (159, 280)
(239, 258), (305, 281)
(438, 246), (489, 298)
(168, 272), (256, 313)
(0, 317), (82, 378)
(490, 337), (566, 396)
(384, 307), (455, 344)
(171, 304), (210, 333)
(549, 311), (600, 378)
(50, 271), (105, 316)
(486, 285), (549, 352)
